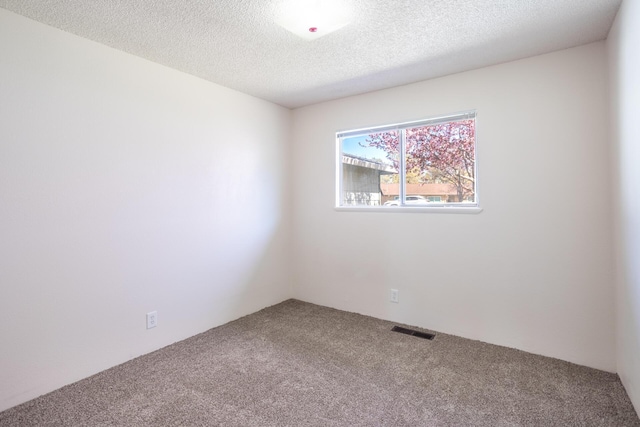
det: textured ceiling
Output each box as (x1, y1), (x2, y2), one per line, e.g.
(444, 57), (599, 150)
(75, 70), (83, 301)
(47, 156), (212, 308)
(0, 0), (622, 108)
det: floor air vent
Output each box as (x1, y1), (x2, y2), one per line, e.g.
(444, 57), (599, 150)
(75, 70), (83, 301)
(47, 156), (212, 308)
(392, 326), (435, 340)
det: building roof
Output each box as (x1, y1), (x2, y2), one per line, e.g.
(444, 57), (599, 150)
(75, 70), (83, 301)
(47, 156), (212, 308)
(381, 183), (457, 196)
(342, 154), (396, 174)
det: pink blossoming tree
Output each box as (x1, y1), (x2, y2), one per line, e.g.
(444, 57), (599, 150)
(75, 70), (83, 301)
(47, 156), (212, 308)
(366, 120), (476, 202)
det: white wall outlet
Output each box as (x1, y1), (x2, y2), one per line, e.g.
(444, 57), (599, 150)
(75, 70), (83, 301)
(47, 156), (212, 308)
(390, 289), (399, 303)
(146, 311), (157, 329)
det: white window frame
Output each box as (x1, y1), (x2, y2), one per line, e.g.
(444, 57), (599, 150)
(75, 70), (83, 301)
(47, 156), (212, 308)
(335, 111), (482, 213)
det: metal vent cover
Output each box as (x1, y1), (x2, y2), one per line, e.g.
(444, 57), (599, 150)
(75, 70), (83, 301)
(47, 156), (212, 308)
(391, 326), (435, 340)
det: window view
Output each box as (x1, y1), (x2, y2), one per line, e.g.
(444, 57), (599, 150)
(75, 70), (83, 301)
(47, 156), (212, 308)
(337, 111), (477, 208)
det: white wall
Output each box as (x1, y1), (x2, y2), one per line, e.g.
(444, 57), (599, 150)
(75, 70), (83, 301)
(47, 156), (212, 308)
(608, 0), (640, 413)
(0, 9), (291, 412)
(292, 42), (615, 372)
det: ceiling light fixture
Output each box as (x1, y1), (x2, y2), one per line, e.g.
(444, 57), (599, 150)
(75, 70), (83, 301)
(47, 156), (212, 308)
(275, 0), (351, 40)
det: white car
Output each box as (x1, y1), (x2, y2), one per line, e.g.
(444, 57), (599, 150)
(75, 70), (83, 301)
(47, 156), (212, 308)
(383, 195), (428, 206)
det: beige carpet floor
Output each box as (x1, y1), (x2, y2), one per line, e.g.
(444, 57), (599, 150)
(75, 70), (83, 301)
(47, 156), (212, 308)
(1, 299), (638, 426)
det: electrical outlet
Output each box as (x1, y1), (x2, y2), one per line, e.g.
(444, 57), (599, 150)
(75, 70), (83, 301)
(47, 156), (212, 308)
(390, 289), (399, 303)
(146, 311), (157, 329)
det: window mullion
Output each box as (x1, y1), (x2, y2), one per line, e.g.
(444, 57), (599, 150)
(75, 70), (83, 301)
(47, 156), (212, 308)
(399, 129), (406, 206)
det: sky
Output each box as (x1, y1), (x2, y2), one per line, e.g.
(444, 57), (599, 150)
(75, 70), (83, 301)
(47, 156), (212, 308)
(341, 135), (392, 163)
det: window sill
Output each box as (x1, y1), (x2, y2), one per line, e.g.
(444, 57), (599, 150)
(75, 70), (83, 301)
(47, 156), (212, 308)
(334, 206), (483, 214)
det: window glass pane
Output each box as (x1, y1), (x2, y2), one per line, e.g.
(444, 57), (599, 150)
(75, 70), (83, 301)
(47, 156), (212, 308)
(405, 119), (476, 204)
(341, 132), (399, 206)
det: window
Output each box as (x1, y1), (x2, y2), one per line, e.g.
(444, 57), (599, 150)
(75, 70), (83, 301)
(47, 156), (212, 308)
(336, 111), (478, 210)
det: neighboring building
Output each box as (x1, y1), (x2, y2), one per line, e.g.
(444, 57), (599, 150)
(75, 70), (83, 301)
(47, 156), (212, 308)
(341, 154), (396, 206)
(380, 183), (459, 203)
(341, 155), (463, 205)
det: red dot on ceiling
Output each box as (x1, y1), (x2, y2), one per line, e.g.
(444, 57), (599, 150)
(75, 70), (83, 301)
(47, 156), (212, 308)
(309, 27), (318, 33)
